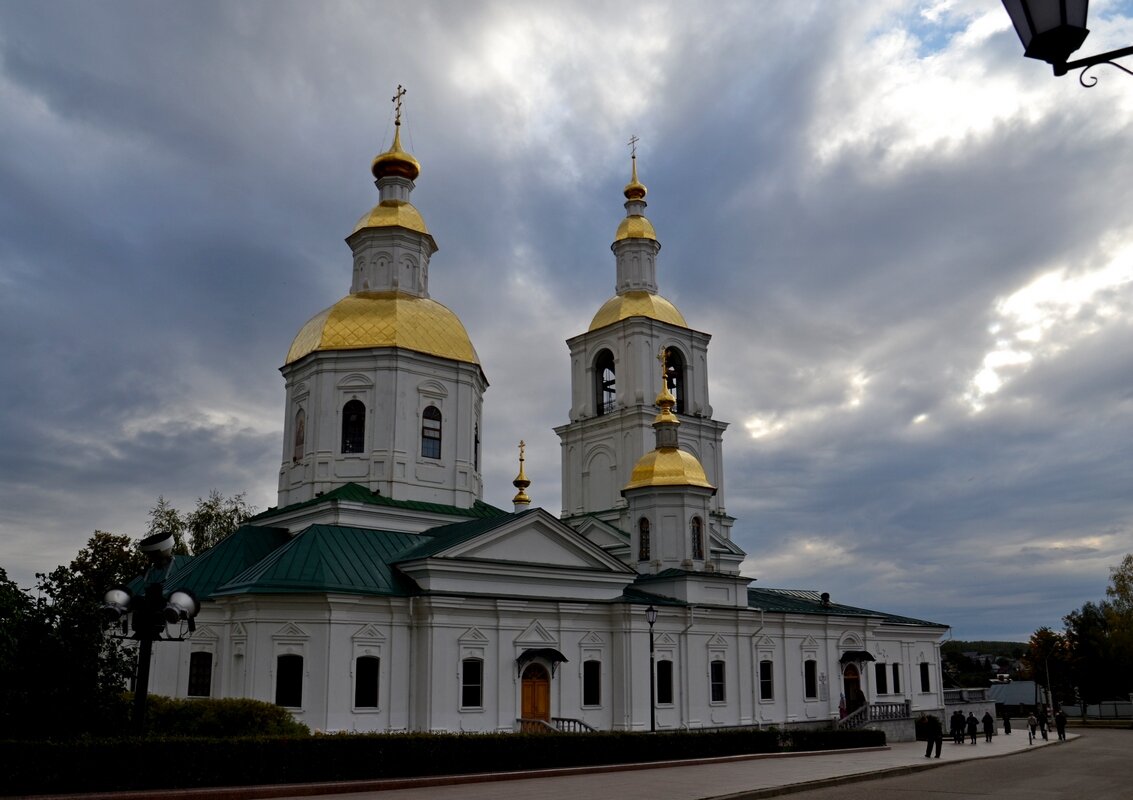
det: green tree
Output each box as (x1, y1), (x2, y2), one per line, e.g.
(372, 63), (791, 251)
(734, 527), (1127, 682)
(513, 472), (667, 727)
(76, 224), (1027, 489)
(186, 490), (254, 554)
(148, 495), (188, 555)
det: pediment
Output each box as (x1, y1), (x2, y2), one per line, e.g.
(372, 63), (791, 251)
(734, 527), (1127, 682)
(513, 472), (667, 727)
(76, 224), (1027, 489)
(425, 509), (633, 574)
(580, 630), (606, 645)
(352, 623), (387, 642)
(707, 633), (729, 648)
(231, 622), (247, 638)
(460, 626), (490, 643)
(569, 516), (630, 549)
(515, 620), (557, 646)
(800, 635), (818, 650)
(192, 624), (219, 641)
(656, 632), (677, 646)
(273, 622), (309, 640)
(754, 635), (775, 648)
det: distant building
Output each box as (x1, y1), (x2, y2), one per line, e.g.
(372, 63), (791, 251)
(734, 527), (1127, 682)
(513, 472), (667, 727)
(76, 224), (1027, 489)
(144, 110), (948, 736)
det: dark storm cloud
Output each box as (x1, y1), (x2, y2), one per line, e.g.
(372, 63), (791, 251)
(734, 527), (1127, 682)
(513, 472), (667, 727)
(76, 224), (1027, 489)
(1, 1), (1130, 643)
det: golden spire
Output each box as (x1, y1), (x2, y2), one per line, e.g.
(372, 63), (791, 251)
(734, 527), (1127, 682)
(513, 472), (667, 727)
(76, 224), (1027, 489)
(371, 84), (421, 182)
(623, 134), (647, 201)
(654, 346), (679, 425)
(512, 440), (532, 509)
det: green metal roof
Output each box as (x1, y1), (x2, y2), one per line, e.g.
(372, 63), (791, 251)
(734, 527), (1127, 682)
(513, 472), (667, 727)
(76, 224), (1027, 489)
(163, 525), (290, 600)
(252, 482), (505, 524)
(392, 511), (529, 562)
(747, 587), (946, 627)
(212, 525), (423, 597)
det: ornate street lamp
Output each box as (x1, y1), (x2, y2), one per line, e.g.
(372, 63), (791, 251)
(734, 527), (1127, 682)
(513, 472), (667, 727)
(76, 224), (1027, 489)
(1002, 0), (1133, 84)
(645, 604), (658, 733)
(100, 530), (199, 733)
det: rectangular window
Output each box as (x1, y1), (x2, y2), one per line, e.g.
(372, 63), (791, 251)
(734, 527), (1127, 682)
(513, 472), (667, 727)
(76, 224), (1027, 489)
(759, 659), (774, 701)
(710, 659), (726, 703)
(919, 662), (931, 693)
(656, 659), (674, 705)
(461, 658), (483, 708)
(187, 651), (212, 697)
(875, 662), (888, 694)
(582, 660), (601, 707)
(275, 654), (303, 708)
(355, 656), (380, 708)
(892, 663), (901, 694)
(804, 659), (818, 699)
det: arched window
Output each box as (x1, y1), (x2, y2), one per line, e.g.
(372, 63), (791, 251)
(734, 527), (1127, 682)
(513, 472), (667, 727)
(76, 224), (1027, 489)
(341, 399), (365, 454)
(665, 347), (687, 414)
(690, 516), (704, 560)
(638, 517), (651, 562)
(292, 408), (306, 463)
(595, 350), (616, 416)
(421, 405), (442, 459)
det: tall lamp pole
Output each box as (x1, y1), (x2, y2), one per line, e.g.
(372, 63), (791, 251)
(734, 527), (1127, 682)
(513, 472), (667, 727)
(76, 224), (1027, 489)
(645, 605), (658, 733)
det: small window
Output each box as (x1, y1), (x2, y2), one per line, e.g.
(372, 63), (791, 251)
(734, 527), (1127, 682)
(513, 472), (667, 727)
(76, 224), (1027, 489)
(892, 663), (901, 694)
(275, 654), (303, 707)
(759, 659), (774, 701)
(355, 656), (380, 708)
(342, 399), (365, 454)
(473, 424), (480, 471)
(292, 408), (306, 463)
(710, 659), (726, 703)
(595, 350), (616, 416)
(187, 651), (212, 697)
(690, 516), (704, 560)
(919, 662), (931, 693)
(875, 662), (888, 694)
(804, 659), (817, 699)
(461, 657), (483, 708)
(656, 659), (674, 705)
(638, 517), (651, 562)
(421, 405), (442, 459)
(582, 660), (601, 707)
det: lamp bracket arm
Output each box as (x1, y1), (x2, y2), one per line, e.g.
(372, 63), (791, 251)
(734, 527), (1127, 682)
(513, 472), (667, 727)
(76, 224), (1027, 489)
(1056, 44), (1133, 84)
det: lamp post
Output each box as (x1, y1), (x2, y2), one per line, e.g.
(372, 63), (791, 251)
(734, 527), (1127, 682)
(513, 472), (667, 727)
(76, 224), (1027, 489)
(100, 530), (199, 733)
(645, 604), (658, 733)
(1002, 0), (1133, 84)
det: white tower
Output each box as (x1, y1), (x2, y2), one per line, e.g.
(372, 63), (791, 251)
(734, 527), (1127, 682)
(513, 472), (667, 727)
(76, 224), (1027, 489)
(555, 149), (735, 554)
(278, 90), (487, 508)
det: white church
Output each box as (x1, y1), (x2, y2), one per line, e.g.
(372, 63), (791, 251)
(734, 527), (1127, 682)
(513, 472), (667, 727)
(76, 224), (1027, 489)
(145, 104), (948, 737)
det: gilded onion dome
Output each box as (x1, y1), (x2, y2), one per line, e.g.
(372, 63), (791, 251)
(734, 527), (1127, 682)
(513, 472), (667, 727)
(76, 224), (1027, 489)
(588, 290), (687, 331)
(285, 292), (480, 366)
(512, 440), (532, 508)
(370, 124), (420, 182)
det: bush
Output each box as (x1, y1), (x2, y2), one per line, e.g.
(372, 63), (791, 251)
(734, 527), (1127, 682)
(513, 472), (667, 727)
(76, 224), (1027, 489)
(142, 695), (310, 737)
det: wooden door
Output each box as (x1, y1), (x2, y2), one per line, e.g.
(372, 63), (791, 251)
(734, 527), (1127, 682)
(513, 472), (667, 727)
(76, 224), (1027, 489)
(521, 663), (550, 721)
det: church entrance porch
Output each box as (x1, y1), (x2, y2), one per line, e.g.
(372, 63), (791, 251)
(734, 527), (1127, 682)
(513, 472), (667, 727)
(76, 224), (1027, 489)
(521, 663), (551, 722)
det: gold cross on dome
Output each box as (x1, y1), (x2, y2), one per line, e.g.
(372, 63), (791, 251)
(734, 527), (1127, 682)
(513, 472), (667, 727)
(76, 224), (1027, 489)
(519, 440), (526, 462)
(391, 84), (407, 125)
(627, 134), (639, 160)
(657, 346), (668, 382)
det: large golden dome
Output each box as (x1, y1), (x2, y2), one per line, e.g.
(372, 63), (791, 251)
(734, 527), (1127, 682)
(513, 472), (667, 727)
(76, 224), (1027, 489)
(614, 215), (657, 242)
(352, 199), (430, 236)
(588, 290), (687, 332)
(285, 292), (479, 366)
(624, 448), (715, 491)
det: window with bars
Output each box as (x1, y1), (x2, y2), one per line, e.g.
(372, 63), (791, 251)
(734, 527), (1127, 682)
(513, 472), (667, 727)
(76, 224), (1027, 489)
(421, 405), (442, 459)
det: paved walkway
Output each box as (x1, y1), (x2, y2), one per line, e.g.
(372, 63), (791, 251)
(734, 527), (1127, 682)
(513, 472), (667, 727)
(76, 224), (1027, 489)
(25, 730), (1075, 800)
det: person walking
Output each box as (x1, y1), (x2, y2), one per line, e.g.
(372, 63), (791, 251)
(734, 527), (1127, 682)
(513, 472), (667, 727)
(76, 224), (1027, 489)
(1002, 712), (1012, 735)
(924, 713), (944, 758)
(982, 711), (995, 742)
(1027, 712), (1038, 744)
(1038, 708), (1049, 741)
(951, 709), (964, 744)
(966, 712), (979, 744)
(1054, 709), (1067, 741)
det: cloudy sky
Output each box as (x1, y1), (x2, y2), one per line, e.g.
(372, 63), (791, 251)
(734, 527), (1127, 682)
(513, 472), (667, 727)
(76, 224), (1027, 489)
(2, 1), (1131, 642)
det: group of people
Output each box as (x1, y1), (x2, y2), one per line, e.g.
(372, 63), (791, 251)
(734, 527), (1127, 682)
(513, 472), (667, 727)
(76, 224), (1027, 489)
(948, 709), (996, 744)
(1024, 707), (1068, 744)
(923, 706), (1069, 758)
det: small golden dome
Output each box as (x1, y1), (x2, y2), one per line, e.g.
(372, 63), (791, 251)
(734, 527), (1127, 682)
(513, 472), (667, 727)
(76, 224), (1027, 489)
(624, 156), (647, 201)
(352, 199), (430, 236)
(624, 448), (715, 491)
(285, 292), (479, 366)
(588, 291), (687, 332)
(614, 215), (658, 242)
(371, 126), (421, 182)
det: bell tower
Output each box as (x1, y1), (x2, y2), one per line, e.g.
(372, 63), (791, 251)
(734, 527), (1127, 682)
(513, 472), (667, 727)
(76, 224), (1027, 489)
(555, 145), (736, 563)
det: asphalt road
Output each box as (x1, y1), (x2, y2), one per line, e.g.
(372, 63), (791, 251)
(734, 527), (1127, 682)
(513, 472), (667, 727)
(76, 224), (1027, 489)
(745, 728), (1131, 800)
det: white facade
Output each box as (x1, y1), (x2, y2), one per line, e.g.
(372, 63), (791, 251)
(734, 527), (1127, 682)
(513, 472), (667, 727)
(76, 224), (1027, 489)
(143, 136), (948, 739)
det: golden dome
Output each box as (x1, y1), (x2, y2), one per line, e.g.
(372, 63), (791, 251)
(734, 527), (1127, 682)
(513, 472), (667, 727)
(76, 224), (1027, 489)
(624, 155), (647, 201)
(285, 292), (479, 366)
(624, 448), (715, 491)
(371, 126), (420, 182)
(588, 291), (687, 331)
(352, 199), (430, 236)
(614, 215), (657, 242)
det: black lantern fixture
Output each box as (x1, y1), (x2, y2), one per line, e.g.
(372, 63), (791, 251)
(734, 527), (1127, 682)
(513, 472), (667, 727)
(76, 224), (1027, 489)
(100, 530), (199, 733)
(1002, 0), (1133, 83)
(644, 604), (658, 733)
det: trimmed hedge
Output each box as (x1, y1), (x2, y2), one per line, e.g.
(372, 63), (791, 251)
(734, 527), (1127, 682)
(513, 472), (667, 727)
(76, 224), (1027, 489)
(0, 727), (884, 796)
(144, 695), (310, 738)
